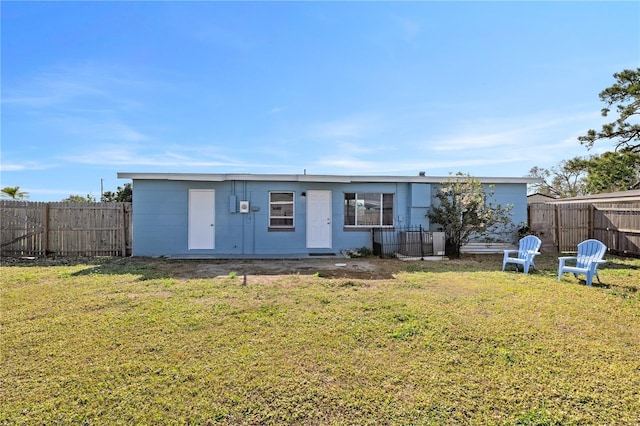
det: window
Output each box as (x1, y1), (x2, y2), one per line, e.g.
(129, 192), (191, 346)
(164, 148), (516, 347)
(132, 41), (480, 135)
(269, 191), (294, 228)
(344, 193), (394, 227)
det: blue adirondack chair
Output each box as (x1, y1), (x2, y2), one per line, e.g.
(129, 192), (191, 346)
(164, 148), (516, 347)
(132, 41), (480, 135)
(558, 239), (607, 286)
(502, 235), (542, 274)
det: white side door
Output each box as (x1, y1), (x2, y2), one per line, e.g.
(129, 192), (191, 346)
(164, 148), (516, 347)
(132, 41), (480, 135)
(189, 189), (215, 249)
(306, 190), (332, 249)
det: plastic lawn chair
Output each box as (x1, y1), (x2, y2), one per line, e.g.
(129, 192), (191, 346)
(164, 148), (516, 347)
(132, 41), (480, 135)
(557, 239), (607, 286)
(502, 235), (542, 274)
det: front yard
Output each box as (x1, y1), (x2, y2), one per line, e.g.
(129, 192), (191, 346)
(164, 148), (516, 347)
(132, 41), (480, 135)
(1, 254), (639, 425)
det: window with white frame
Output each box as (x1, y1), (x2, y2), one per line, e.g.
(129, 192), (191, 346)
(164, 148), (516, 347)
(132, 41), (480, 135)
(269, 191), (294, 228)
(344, 192), (394, 227)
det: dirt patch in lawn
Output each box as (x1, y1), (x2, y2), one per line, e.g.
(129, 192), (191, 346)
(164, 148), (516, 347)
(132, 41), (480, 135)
(2, 255), (424, 280)
(140, 257), (405, 280)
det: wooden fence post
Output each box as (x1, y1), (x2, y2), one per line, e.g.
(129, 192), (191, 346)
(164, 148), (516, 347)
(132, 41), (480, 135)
(120, 203), (127, 257)
(554, 204), (561, 252)
(43, 203), (49, 257)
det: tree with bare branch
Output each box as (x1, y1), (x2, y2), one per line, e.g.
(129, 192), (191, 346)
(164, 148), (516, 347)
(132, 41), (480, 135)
(579, 68), (640, 153)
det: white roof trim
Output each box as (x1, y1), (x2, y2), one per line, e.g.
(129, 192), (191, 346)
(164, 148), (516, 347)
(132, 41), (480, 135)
(547, 191), (640, 204)
(117, 172), (540, 184)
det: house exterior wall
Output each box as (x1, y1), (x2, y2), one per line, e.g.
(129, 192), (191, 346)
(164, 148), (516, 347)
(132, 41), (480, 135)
(493, 183), (529, 229)
(409, 183), (431, 227)
(427, 182), (529, 235)
(129, 178), (528, 257)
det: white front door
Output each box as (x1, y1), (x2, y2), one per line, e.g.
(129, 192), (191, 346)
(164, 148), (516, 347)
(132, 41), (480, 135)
(306, 190), (332, 249)
(189, 189), (215, 249)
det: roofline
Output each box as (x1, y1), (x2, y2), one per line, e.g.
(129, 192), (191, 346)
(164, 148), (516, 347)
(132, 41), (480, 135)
(117, 172), (541, 185)
(527, 192), (557, 198)
(545, 189), (640, 204)
(548, 197), (640, 204)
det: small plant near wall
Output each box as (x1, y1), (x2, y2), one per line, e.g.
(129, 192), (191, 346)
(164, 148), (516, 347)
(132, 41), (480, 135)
(517, 224), (537, 239)
(343, 247), (373, 258)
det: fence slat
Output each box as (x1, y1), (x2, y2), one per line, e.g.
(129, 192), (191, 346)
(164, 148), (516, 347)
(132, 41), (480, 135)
(4, 200), (639, 258)
(1, 201), (132, 257)
(529, 202), (640, 256)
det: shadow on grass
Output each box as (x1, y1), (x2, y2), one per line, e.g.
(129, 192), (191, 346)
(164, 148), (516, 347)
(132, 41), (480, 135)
(3, 252), (639, 288)
(1, 256), (168, 281)
(71, 258), (166, 280)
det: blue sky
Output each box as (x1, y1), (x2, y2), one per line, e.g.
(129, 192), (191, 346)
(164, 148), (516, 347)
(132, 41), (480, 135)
(2, 1), (639, 201)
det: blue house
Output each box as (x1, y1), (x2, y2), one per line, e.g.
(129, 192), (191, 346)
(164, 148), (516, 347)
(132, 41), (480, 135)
(117, 172), (537, 257)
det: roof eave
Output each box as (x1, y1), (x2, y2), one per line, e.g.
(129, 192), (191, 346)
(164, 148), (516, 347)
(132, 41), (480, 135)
(117, 172), (541, 185)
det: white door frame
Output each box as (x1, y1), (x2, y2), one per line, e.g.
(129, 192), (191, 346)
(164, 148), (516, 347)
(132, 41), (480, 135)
(188, 189), (215, 249)
(306, 190), (332, 249)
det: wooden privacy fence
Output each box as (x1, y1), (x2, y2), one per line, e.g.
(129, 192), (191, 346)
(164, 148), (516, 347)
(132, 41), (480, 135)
(528, 203), (640, 256)
(3, 200), (638, 258)
(1, 201), (132, 257)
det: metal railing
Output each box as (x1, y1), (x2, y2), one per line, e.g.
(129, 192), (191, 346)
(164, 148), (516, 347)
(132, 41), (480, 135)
(372, 225), (444, 258)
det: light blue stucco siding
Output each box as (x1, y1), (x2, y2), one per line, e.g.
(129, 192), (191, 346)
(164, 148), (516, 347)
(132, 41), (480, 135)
(489, 183), (529, 232)
(131, 179), (414, 256)
(427, 182), (527, 242)
(408, 183), (431, 228)
(129, 178), (529, 256)
(131, 180), (205, 256)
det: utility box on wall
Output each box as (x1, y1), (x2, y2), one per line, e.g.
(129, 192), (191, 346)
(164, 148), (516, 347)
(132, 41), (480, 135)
(239, 201), (250, 213)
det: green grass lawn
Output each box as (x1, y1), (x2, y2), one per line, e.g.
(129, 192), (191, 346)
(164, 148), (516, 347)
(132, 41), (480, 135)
(1, 254), (639, 425)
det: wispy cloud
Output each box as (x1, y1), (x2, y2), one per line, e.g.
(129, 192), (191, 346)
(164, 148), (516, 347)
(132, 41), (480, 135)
(430, 110), (603, 152)
(189, 23), (253, 50)
(49, 117), (150, 143)
(295, 106), (609, 177)
(400, 18), (420, 41)
(2, 63), (148, 111)
(314, 158), (382, 173)
(313, 154), (527, 176)
(2, 78), (104, 108)
(431, 130), (519, 152)
(1, 161), (56, 172)
(4, 63), (155, 150)
(336, 141), (395, 156)
(310, 114), (382, 140)
(61, 144), (248, 168)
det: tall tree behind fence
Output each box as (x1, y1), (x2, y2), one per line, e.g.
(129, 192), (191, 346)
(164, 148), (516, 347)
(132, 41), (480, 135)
(1, 201), (132, 257)
(528, 203), (640, 256)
